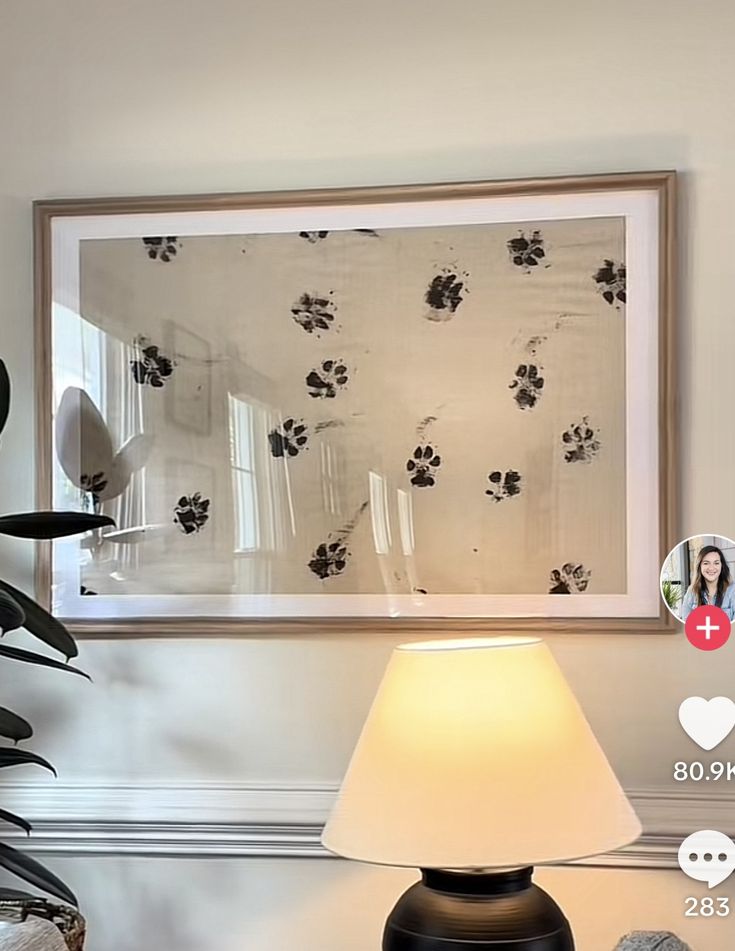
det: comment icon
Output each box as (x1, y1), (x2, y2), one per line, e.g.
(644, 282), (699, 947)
(678, 830), (735, 888)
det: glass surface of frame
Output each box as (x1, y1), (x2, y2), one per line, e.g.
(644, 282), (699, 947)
(34, 173), (676, 634)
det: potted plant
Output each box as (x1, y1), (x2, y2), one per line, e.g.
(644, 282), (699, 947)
(0, 359), (113, 948)
(661, 578), (682, 613)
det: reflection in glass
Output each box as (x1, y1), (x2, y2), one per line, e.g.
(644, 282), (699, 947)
(228, 396), (259, 553)
(368, 471), (391, 556)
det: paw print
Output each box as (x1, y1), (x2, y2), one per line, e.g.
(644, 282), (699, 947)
(407, 445), (442, 487)
(173, 493), (211, 535)
(507, 230), (546, 270)
(562, 416), (601, 463)
(485, 469), (522, 502)
(299, 231), (329, 243)
(268, 418), (309, 458)
(524, 334), (547, 358)
(291, 291), (337, 334)
(509, 364), (545, 410)
(131, 339), (174, 388)
(549, 563), (592, 594)
(424, 267), (469, 321)
(142, 236), (180, 262)
(306, 360), (349, 399)
(308, 540), (349, 580)
(80, 471), (108, 507)
(593, 259), (626, 306)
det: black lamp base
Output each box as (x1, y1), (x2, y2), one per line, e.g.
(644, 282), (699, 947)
(383, 867), (574, 951)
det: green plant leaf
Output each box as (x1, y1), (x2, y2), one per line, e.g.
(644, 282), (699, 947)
(661, 578), (682, 610)
(0, 808), (31, 834)
(0, 707), (33, 742)
(0, 579), (78, 659)
(0, 360), (9, 438)
(0, 842), (77, 906)
(0, 511), (114, 539)
(0, 643), (88, 679)
(0, 887), (35, 901)
(0, 589), (25, 633)
(0, 748), (56, 775)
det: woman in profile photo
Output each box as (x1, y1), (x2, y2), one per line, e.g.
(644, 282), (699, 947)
(680, 545), (735, 621)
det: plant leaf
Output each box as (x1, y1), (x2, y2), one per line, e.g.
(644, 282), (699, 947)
(0, 749), (56, 775)
(94, 432), (153, 502)
(0, 809), (31, 834)
(116, 432), (153, 471)
(0, 643), (88, 679)
(0, 360), (9, 438)
(0, 843), (77, 906)
(0, 589), (25, 633)
(0, 887), (36, 901)
(0, 579), (77, 658)
(0, 707), (33, 742)
(55, 387), (114, 491)
(100, 523), (167, 545)
(0, 511), (115, 539)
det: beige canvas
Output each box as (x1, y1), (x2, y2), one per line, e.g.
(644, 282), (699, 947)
(61, 215), (626, 600)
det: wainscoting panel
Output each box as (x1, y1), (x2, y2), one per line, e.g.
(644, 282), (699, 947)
(1, 782), (731, 868)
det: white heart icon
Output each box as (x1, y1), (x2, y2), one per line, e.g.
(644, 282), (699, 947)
(679, 697), (735, 751)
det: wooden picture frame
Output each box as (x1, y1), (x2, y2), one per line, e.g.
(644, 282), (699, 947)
(34, 172), (676, 635)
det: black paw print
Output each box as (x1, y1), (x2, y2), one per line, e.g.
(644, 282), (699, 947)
(306, 360), (349, 399)
(173, 493), (211, 535)
(407, 445), (442, 487)
(291, 291), (337, 334)
(142, 237), (180, 262)
(509, 364), (545, 410)
(507, 230), (546, 270)
(268, 418), (309, 458)
(593, 259), (626, 306)
(424, 268), (469, 320)
(562, 417), (601, 463)
(80, 471), (108, 507)
(299, 230), (329, 243)
(308, 540), (349, 580)
(486, 469), (522, 502)
(131, 342), (174, 387)
(549, 563), (592, 594)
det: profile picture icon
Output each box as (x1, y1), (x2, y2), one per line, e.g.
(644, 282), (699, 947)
(660, 534), (735, 622)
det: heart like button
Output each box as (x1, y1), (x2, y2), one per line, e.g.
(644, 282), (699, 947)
(679, 696), (735, 751)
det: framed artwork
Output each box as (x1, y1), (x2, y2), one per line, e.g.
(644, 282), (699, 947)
(34, 172), (676, 634)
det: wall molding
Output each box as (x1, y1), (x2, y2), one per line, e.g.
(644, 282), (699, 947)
(0, 781), (731, 868)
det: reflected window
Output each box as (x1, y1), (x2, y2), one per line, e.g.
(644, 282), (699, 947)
(369, 470), (391, 555)
(53, 303), (106, 411)
(229, 396), (259, 552)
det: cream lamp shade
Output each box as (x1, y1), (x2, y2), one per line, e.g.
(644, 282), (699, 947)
(322, 636), (641, 869)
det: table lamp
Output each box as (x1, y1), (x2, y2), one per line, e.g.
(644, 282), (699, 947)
(322, 636), (641, 950)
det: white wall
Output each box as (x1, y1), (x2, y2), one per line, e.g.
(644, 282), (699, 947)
(1, 0), (734, 948)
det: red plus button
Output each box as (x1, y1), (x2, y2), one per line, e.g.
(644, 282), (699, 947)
(685, 605), (731, 651)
